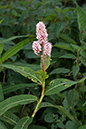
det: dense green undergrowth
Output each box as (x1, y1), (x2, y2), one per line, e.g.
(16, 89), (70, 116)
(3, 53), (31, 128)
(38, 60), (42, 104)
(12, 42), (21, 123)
(0, 0), (86, 129)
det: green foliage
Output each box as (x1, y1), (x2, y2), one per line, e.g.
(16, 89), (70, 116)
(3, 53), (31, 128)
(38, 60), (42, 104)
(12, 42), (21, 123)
(0, 0), (86, 129)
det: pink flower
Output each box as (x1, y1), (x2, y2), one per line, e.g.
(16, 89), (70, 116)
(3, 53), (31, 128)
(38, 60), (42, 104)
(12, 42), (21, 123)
(36, 22), (48, 44)
(32, 41), (41, 55)
(44, 42), (52, 56)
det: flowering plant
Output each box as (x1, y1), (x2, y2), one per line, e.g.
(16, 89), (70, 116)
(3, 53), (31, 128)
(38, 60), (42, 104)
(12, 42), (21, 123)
(0, 21), (80, 129)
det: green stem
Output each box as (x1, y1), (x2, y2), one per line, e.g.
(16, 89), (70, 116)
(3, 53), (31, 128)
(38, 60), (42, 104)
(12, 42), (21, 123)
(32, 80), (45, 118)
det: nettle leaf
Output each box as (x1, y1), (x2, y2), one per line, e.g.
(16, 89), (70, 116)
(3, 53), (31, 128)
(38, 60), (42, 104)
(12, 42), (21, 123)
(0, 121), (7, 129)
(76, 3), (86, 32)
(13, 117), (33, 129)
(1, 64), (42, 85)
(0, 111), (19, 125)
(39, 102), (77, 124)
(49, 68), (70, 75)
(0, 95), (37, 116)
(45, 78), (77, 95)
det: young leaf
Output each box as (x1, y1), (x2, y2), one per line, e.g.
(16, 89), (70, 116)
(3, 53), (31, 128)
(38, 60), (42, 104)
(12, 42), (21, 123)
(13, 116), (33, 129)
(0, 94), (37, 116)
(45, 78), (77, 95)
(72, 65), (80, 79)
(0, 82), (4, 102)
(1, 38), (33, 62)
(0, 111), (19, 125)
(1, 64), (42, 85)
(0, 121), (7, 129)
(39, 102), (77, 124)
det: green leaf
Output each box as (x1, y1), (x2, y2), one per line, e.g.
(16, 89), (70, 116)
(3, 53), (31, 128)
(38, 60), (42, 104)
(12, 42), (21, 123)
(0, 95), (37, 116)
(54, 42), (73, 52)
(0, 82), (4, 102)
(79, 125), (86, 129)
(1, 64), (42, 85)
(72, 65), (80, 79)
(60, 53), (76, 59)
(66, 121), (78, 129)
(58, 33), (77, 45)
(0, 121), (7, 129)
(76, 3), (86, 32)
(0, 111), (19, 125)
(45, 78), (77, 95)
(80, 49), (86, 59)
(39, 102), (77, 124)
(0, 35), (33, 45)
(0, 19), (4, 24)
(49, 68), (70, 75)
(1, 38), (33, 62)
(0, 44), (4, 55)
(13, 117), (33, 129)
(3, 83), (37, 94)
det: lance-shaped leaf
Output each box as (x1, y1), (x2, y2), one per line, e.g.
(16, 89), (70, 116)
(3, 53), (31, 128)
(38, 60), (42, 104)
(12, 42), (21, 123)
(0, 111), (19, 125)
(45, 78), (77, 95)
(13, 116), (33, 129)
(0, 35), (33, 45)
(1, 64), (42, 85)
(3, 83), (37, 94)
(1, 38), (33, 62)
(0, 121), (7, 129)
(39, 102), (78, 124)
(0, 94), (37, 116)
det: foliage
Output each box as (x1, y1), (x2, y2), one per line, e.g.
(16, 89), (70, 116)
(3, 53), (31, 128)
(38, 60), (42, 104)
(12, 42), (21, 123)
(0, 0), (86, 129)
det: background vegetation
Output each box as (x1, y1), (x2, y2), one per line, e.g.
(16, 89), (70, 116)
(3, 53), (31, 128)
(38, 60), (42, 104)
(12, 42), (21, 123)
(0, 0), (86, 129)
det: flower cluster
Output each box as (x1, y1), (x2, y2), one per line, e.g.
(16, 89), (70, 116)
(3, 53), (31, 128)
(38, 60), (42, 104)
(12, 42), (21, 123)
(32, 21), (52, 57)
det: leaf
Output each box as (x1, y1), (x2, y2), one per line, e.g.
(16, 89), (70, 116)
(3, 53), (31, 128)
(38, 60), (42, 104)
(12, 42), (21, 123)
(0, 94), (37, 116)
(76, 3), (86, 32)
(1, 64), (42, 85)
(60, 53), (76, 59)
(79, 125), (86, 129)
(49, 68), (70, 75)
(0, 19), (4, 24)
(0, 111), (19, 125)
(28, 125), (47, 129)
(13, 117), (33, 129)
(1, 38), (33, 62)
(3, 83), (37, 94)
(0, 82), (4, 102)
(0, 44), (4, 55)
(0, 121), (7, 129)
(72, 65), (80, 79)
(58, 33), (77, 45)
(80, 49), (86, 59)
(0, 35), (33, 44)
(54, 42), (73, 52)
(45, 78), (77, 95)
(39, 102), (77, 124)
(66, 121), (78, 129)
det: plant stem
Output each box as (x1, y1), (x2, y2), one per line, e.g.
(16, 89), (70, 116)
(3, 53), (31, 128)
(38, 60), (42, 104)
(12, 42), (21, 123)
(32, 80), (45, 118)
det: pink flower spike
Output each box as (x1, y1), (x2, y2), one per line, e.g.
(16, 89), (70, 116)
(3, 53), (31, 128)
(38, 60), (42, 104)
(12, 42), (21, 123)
(36, 21), (48, 44)
(32, 41), (41, 55)
(44, 42), (52, 57)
